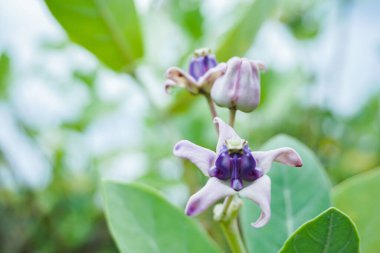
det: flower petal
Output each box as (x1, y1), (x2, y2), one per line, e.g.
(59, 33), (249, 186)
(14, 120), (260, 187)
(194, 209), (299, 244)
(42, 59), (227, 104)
(211, 57), (241, 109)
(165, 67), (199, 94)
(213, 117), (240, 153)
(173, 140), (216, 176)
(185, 177), (235, 216)
(164, 79), (177, 94)
(239, 175), (271, 228)
(233, 59), (260, 112)
(252, 147), (303, 174)
(198, 63), (227, 93)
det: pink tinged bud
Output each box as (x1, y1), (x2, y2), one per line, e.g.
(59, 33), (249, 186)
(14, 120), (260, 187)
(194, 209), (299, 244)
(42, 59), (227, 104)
(211, 57), (264, 113)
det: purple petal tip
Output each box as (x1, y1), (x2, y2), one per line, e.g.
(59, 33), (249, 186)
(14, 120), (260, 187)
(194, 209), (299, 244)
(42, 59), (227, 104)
(174, 144), (181, 151)
(185, 201), (200, 216)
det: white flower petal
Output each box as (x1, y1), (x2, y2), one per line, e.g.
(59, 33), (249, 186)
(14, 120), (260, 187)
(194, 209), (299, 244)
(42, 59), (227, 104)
(213, 117), (240, 153)
(211, 57), (240, 109)
(198, 63), (227, 93)
(239, 175), (271, 228)
(252, 147), (302, 174)
(173, 140), (216, 176)
(164, 79), (177, 93)
(185, 177), (235, 216)
(165, 67), (199, 94)
(233, 59), (260, 112)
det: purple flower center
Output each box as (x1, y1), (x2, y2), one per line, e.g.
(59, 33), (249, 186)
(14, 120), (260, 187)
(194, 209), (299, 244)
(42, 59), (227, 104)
(209, 145), (262, 191)
(189, 55), (217, 81)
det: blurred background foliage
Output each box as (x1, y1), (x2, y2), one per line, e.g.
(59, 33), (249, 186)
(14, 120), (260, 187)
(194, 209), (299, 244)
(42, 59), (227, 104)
(0, 0), (379, 252)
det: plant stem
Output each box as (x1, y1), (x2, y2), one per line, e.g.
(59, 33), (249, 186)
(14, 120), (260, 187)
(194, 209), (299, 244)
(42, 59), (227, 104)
(229, 109), (237, 127)
(205, 94), (219, 133)
(220, 218), (247, 253)
(205, 94), (218, 119)
(215, 196), (247, 253)
(220, 195), (234, 220)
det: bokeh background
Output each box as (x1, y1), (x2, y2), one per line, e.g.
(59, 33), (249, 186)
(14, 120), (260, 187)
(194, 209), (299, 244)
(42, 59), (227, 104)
(0, 0), (379, 252)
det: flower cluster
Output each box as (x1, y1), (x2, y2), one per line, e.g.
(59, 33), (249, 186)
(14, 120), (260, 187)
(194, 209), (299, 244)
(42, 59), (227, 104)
(165, 48), (302, 228)
(165, 48), (265, 112)
(165, 48), (226, 95)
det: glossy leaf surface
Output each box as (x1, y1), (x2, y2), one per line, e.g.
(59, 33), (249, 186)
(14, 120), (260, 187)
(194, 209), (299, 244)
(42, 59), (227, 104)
(45, 0), (144, 72)
(279, 208), (359, 253)
(333, 168), (380, 253)
(241, 135), (331, 253)
(102, 181), (222, 253)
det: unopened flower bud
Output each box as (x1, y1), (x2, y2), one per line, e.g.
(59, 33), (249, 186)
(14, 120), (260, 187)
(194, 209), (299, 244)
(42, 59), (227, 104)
(189, 48), (217, 81)
(211, 57), (265, 113)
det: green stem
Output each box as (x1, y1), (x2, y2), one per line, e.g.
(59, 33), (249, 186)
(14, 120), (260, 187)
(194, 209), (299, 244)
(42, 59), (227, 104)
(205, 94), (219, 133)
(215, 196), (247, 253)
(229, 109), (237, 127)
(220, 195), (234, 220)
(220, 218), (248, 253)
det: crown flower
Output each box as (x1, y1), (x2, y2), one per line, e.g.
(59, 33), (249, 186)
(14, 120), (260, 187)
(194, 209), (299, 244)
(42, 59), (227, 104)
(173, 117), (302, 228)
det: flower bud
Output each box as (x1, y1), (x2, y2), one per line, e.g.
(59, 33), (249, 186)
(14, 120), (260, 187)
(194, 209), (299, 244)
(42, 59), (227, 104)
(165, 48), (224, 95)
(188, 48), (217, 81)
(211, 57), (265, 113)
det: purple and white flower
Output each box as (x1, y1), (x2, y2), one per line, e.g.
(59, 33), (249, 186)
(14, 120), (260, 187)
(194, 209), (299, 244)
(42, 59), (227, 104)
(165, 48), (226, 95)
(211, 57), (265, 112)
(173, 117), (302, 228)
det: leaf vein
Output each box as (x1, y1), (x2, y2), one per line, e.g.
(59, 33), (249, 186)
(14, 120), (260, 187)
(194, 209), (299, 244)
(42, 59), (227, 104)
(93, 0), (132, 66)
(322, 212), (334, 253)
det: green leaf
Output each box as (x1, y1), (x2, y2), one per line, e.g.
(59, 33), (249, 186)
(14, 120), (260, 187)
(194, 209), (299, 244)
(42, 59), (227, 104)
(168, 0), (204, 39)
(279, 207), (359, 253)
(45, 0), (144, 72)
(241, 135), (331, 253)
(215, 0), (277, 61)
(333, 168), (380, 253)
(102, 181), (222, 253)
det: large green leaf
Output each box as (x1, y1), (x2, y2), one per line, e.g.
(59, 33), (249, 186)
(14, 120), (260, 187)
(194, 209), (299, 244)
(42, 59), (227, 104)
(102, 181), (222, 253)
(241, 135), (331, 253)
(216, 0), (277, 61)
(279, 207), (359, 253)
(45, 0), (144, 72)
(333, 168), (380, 253)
